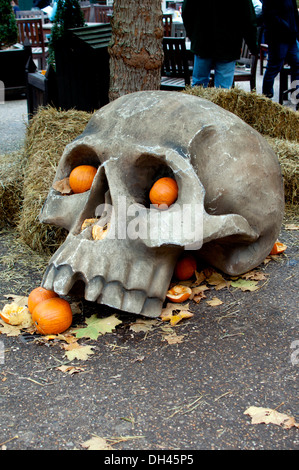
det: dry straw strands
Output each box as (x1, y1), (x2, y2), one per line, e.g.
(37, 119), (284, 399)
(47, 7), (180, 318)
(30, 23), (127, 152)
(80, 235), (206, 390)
(17, 106), (91, 255)
(184, 86), (299, 142)
(0, 150), (25, 228)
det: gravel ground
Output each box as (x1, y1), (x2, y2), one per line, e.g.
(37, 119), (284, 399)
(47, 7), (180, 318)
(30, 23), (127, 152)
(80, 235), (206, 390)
(0, 224), (298, 451)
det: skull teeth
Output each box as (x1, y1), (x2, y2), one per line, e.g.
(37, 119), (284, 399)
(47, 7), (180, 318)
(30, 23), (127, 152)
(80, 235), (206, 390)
(42, 263), (165, 317)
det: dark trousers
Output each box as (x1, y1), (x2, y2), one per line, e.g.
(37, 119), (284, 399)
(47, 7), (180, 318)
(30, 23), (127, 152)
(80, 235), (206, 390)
(262, 39), (299, 98)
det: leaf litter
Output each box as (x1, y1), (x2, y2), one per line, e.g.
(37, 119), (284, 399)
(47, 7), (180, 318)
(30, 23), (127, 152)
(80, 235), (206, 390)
(0, 247), (288, 362)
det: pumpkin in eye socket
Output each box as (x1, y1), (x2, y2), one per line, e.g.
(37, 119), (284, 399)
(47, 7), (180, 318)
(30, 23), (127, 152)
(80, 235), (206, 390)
(69, 165), (97, 194)
(149, 177), (178, 208)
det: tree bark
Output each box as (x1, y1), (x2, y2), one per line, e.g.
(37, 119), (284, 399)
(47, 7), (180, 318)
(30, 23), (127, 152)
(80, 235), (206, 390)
(108, 0), (163, 101)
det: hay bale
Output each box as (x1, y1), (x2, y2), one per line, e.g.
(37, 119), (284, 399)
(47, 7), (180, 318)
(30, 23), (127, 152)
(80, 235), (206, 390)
(0, 150), (25, 228)
(183, 87), (299, 142)
(265, 136), (299, 206)
(17, 106), (92, 255)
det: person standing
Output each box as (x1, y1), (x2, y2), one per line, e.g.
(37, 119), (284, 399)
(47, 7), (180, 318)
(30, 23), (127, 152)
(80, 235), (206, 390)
(262, 0), (299, 102)
(182, 0), (258, 88)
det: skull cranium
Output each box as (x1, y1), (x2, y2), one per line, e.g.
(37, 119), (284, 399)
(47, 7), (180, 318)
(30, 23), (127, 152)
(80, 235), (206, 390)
(40, 91), (284, 317)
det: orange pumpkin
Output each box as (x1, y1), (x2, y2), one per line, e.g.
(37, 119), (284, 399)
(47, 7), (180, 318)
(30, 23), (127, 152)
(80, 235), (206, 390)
(69, 165), (97, 194)
(32, 297), (73, 335)
(174, 254), (197, 281)
(166, 285), (192, 303)
(149, 177), (178, 208)
(28, 287), (59, 314)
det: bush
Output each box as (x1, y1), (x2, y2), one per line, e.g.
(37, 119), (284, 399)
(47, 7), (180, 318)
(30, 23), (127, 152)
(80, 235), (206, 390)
(48, 0), (85, 66)
(0, 0), (18, 49)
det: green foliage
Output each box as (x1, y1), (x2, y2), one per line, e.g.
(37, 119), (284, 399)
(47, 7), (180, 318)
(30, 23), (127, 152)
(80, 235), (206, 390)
(48, 0), (85, 66)
(0, 0), (18, 49)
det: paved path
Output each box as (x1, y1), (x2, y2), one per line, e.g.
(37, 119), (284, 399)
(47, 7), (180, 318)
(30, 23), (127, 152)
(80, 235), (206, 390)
(0, 98), (27, 154)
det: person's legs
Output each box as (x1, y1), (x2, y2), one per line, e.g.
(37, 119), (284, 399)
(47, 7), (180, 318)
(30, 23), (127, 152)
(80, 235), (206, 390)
(262, 42), (288, 97)
(286, 40), (299, 105)
(214, 60), (236, 88)
(192, 55), (212, 87)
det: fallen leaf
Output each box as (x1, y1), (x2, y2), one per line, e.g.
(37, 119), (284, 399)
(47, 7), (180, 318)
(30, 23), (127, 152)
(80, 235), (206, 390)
(161, 302), (190, 317)
(56, 365), (85, 375)
(169, 311), (194, 326)
(206, 272), (230, 290)
(192, 291), (207, 304)
(241, 270), (267, 281)
(129, 319), (159, 333)
(64, 344), (95, 361)
(56, 333), (78, 344)
(206, 272), (225, 285)
(81, 436), (113, 450)
(192, 270), (206, 286)
(3, 294), (28, 306)
(74, 314), (122, 340)
(206, 297), (223, 306)
(160, 303), (193, 325)
(163, 333), (185, 344)
(190, 284), (209, 296)
(244, 406), (299, 429)
(230, 279), (259, 292)
(190, 285), (209, 303)
(0, 319), (23, 336)
(52, 177), (72, 195)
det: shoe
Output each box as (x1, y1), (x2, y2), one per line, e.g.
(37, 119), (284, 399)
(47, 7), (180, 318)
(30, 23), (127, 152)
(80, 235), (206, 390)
(263, 92), (273, 99)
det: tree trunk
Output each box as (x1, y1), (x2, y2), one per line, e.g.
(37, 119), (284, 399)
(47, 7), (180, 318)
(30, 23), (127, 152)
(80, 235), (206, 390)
(108, 0), (163, 101)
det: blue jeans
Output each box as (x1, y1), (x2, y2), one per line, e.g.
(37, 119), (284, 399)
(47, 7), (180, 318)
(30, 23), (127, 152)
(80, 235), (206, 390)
(262, 40), (299, 97)
(192, 56), (236, 88)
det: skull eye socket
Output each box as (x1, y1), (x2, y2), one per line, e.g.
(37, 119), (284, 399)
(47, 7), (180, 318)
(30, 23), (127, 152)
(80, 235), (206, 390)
(60, 144), (100, 180)
(126, 154), (177, 207)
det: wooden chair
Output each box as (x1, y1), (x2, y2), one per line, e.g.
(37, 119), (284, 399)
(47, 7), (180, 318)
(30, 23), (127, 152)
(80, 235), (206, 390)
(81, 5), (91, 22)
(233, 40), (258, 90)
(259, 43), (268, 75)
(93, 5), (113, 23)
(163, 14), (172, 37)
(16, 10), (46, 23)
(160, 37), (191, 90)
(16, 18), (48, 70)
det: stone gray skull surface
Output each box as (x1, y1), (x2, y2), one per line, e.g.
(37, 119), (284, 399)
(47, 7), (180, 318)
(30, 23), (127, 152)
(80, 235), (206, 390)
(40, 91), (284, 317)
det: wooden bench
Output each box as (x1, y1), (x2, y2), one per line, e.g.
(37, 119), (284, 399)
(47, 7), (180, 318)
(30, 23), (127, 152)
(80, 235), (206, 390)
(161, 37), (191, 91)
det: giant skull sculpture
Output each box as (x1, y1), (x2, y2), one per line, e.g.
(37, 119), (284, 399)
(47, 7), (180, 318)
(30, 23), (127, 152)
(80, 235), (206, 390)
(40, 91), (284, 317)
